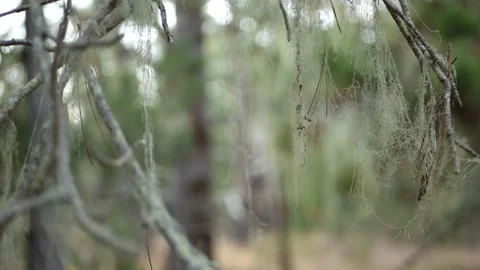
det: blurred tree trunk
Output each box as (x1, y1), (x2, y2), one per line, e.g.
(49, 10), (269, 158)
(22, 1), (64, 269)
(166, 1), (213, 269)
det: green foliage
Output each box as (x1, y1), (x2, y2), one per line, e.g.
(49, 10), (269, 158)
(431, 0), (480, 39)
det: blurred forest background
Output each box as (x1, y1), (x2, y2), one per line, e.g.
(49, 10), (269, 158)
(0, 0), (479, 269)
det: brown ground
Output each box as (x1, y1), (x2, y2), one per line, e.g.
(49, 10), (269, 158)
(136, 231), (480, 270)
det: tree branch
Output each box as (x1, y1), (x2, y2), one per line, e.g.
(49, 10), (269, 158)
(0, 39), (34, 47)
(69, 184), (139, 256)
(86, 144), (133, 167)
(0, 75), (44, 125)
(83, 67), (214, 269)
(0, 0), (60, 18)
(0, 187), (69, 225)
(154, 0), (173, 43)
(56, 0), (134, 96)
(277, 0), (291, 42)
(383, 0), (466, 175)
(0, 0), (132, 127)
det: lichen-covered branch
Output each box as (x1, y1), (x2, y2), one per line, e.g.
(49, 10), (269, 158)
(0, 0), (59, 18)
(0, 75), (44, 125)
(86, 144), (133, 167)
(57, 0), (134, 96)
(0, 187), (69, 224)
(0, 0), (132, 126)
(83, 67), (214, 269)
(383, 0), (467, 176)
(68, 182), (139, 256)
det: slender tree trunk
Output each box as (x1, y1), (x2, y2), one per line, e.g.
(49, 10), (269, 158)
(278, 176), (292, 270)
(166, 1), (212, 269)
(23, 1), (64, 269)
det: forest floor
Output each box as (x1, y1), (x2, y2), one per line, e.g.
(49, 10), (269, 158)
(137, 231), (480, 270)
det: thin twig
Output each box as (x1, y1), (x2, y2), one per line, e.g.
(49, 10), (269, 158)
(278, 0), (291, 42)
(456, 139), (480, 158)
(78, 83), (94, 166)
(329, 0), (342, 34)
(84, 79), (115, 154)
(0, 0), (59, 18)
(447, 44), (462, 107)
(154, 0), (173, 43)
(305, 49), (327, 117)
(146, 227), (154, 270)
(0, 39), (34, 47)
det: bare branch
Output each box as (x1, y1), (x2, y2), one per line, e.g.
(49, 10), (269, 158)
(154, 0), (173, 43)
(69, 185), (139, 256)
(49, 0), (71, 175)
(456, 139), (480, 158)
(1, 0), (139, 258)
(0, 187), (69, 225)
(57, 0), (134, 96)
(329, 0), (342, 34)
(0, 39), (33, 47)
(0, 0), (133, 121)
(83, 67), (214, 269)
(277, 0), (291, 42)
(0, 75), (44, 125)
(0, 0), (59, 18)
(65, 34), (124, 49)
(86, 145), (133, 167)
(0, 35), (123, 51)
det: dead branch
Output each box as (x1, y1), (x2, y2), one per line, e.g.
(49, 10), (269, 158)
(0, 0), (132, 127)
(0, 75), (44, 125)
(456, 139), (480, 158)
(83, 67), (214, 269)
(383, 0), (466, 177)
(154, 0), (173, 42)
(0, 39), (34, 47)
(86, 143), (133, 167)
(66, 34), (124, 49)
(0, 0), (60, 18)
(45, 33), (125, 50)
(277, 0), (291, 42)
(329, 0), (342, 34)
(0, 187), (69, 225)
(69, 183), (139, 256)
(56, 0), (134, 96)
(0, 0), (210, 264)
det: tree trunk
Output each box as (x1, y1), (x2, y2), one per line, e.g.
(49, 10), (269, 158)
(23, 1), (64, 269)
(166, 1), (213, 269)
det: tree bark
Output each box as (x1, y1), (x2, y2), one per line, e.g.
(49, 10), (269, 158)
(166, 1), (213, 269)
(23, 1), (64, 269)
